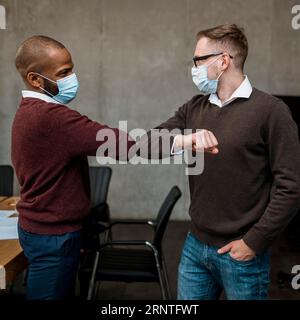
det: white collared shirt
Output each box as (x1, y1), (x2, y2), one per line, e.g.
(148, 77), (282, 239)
(208, 75), (252, 108)
(22, 90), (62, 104)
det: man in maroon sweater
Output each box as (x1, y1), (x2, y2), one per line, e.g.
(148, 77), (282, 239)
(11, 35), (138, 300)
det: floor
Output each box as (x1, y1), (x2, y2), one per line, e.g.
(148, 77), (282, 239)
(1, 221), (299, 300)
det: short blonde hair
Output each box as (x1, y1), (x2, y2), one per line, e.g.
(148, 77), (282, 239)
(197, 24), (248, 70)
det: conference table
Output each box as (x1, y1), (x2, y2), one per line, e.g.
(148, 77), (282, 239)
(0, 196), (27, 290)
(0, 197), (20, 210)
(0, 197), (7, 203)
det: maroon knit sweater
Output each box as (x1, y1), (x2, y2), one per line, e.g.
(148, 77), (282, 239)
(11, 97), (134, 234)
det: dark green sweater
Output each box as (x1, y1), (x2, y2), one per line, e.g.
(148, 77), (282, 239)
(155, 88), (300, 254)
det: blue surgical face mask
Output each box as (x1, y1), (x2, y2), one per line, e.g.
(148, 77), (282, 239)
(37, 72), (79, 104)
(191, 56), (224, 95)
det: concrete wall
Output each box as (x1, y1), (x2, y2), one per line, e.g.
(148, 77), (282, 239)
(0, 0), (299, 220)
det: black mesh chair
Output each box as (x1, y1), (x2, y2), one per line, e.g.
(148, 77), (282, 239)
(0, 165), (14, 197)
(79, 186), (182, 300)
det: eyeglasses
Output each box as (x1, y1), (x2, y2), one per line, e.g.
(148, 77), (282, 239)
(193, 52), (233, 67)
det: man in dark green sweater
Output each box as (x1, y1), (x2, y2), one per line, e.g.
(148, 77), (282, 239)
(145, 24), (300, 299)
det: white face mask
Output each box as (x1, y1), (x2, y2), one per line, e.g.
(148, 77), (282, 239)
(191, 56), (224, 95)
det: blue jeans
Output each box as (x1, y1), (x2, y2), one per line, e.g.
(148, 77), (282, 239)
(18, 224), (81, 300)
(177, 232), (270, 300)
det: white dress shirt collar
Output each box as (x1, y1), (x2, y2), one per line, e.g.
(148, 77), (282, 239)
(22, 90), (62, 104)
(208, 75), (252, 108)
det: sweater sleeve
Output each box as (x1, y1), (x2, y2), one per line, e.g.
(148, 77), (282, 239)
(52, 104), (134, 160)
(243, 101), (300, 254)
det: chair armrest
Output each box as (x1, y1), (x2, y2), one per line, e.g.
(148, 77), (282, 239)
(99, 240), (148, 249)
(99, 240), (159, 255)
(106, 219), (156, 229)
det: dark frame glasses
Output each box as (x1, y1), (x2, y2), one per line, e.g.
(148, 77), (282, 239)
(193, 52), (233, 67)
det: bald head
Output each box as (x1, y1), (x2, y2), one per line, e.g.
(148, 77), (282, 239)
(15, 35), (66, 79)
(15, 35), (74, 93)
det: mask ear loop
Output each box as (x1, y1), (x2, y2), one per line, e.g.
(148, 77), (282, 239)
(34, 72), (57, 84)
(39, 85), (62, 104)
(214, 55), (227, 80)
(33, 72), (57, 97)
(207, 55), (222, 68)
(217, 70), (225, 80)
(205, 55), (223, 80)
(39, 86), (55, 97)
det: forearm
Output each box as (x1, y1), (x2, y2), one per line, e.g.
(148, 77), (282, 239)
(131, 129), (179, 160)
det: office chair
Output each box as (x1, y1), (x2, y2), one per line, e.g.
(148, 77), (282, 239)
(0, 165), (14, 197)
(79, 185), (182, 300)
(89, 166), (111, 208)
(80, 166), (112, 276)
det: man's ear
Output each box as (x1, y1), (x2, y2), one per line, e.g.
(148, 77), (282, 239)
(220, 54), (231, 71)
(27, 72), (43, 89)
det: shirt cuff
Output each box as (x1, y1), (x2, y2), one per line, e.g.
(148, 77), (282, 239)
(170, 135), (184, 155)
